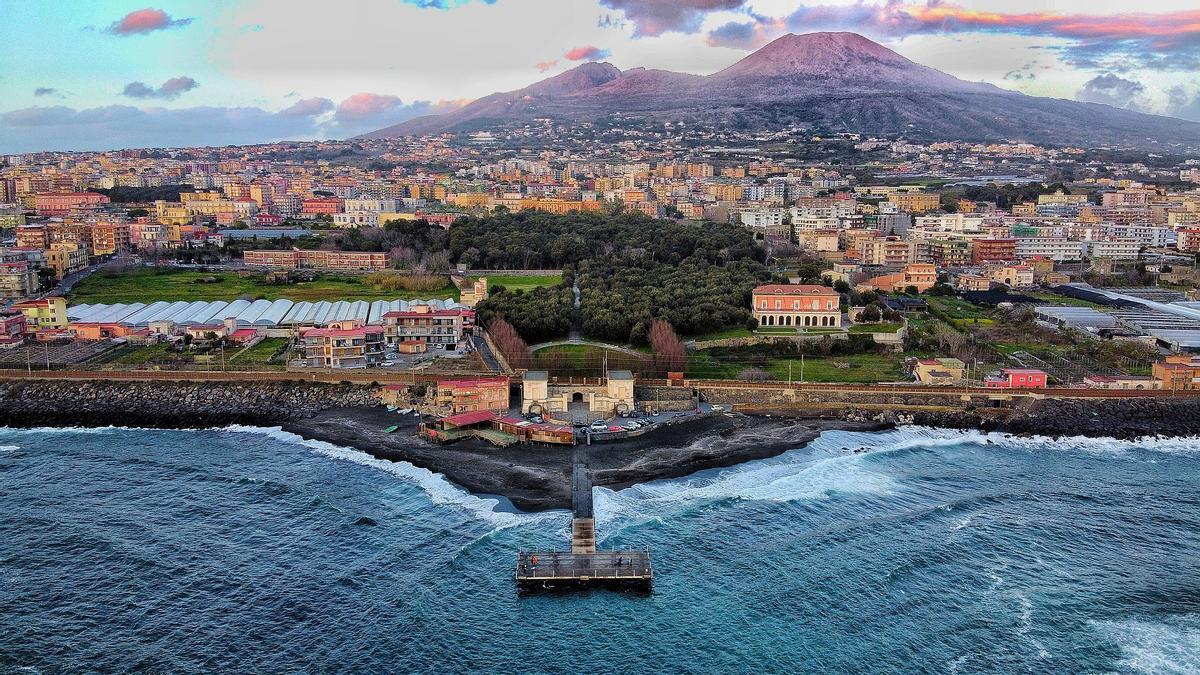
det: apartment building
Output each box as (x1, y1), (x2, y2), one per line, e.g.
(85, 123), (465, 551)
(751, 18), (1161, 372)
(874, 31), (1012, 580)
(0, 255), (38, 298)
(11, 296), (68, 329)
(91, 221), (132, 256)
(1015, 238), (1086, 261)
(972, 238), (1017, 263)
(381, 303), (466, 348)
(435, 377), (509, 414)
(861, 238), (917, 266)
(242, 249), (389, 271)
(302, 321), (385, 369)
(34, 192), (109, 216)
(45, 242), (89, 280)
(1153, 355), (1200, 390)
(1085, 240), (1141, 260)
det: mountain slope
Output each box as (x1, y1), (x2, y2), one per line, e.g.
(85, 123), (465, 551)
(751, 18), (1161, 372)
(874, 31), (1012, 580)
(358, 32), (1200, 148)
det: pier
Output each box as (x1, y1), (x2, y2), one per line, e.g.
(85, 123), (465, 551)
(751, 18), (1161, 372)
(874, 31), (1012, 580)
(515, 463), (653, 592)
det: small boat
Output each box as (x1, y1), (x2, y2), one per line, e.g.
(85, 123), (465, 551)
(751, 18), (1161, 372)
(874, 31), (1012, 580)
(383, 425), (400, 433)
(386, 405), (398, 412)
(397, 408), (412, 415)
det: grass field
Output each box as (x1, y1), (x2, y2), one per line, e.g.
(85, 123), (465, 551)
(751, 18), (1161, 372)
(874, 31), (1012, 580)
(687, 326), (753, 342)
(848, 322), (904, 333)
(685, 350), (905, 383)
(229, 337), (291, 364)
(1024, 291), (1106, 308)
(71, 268), (459, 304)
(470, 274), (563, 293)
(532, 343), (648, 374)
(927, 296), (996, 327)
(108, 342), (193, 365)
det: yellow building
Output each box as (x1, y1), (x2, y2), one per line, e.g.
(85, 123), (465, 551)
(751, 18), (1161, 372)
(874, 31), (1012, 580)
(891, 193), (942, 213)
(12, 296), (68, 329)
(46, 242), (89, 280)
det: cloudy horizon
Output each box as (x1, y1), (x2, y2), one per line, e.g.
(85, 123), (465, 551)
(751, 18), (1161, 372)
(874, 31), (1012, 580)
(2, 0), (1200, 153)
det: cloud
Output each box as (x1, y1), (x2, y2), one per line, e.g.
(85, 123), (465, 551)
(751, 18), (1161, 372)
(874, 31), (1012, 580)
(1076, 73), (1145, 108)
(564, 45), (611, 61)
(33, 87), (58, 97)
(704, 2), (1200, 70)
(106, 8), (193, 36)
(600, 0), (747, 37)
(122, 76), (199, 100)
(332, 93), (465, 135)
(1167, 86), (1200, 123)
(536, 60), (560, 72)
(0, 104), (317, 153)
(278, 97), (335, 118)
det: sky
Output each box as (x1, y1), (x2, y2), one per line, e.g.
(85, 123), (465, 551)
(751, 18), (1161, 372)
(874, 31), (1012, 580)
(2, 0), (1199, 153)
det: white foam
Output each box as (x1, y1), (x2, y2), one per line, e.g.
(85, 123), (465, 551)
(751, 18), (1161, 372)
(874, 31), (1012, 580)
(865, 425), (1200, 458)
(593, 444), (897, 531)
(0, 445), (18, 452)
(221, 425), (560, 529)
(1091, 615), (1200, 674)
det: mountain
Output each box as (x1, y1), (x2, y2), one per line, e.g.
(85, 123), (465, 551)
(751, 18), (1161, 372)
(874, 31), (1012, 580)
(359, 32), (1200, 148)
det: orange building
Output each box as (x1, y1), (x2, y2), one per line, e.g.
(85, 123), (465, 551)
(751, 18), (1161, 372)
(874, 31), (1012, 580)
(752, 284), (842, 328)
(1153, 355), (1200, 390)
(858, 263), (937, 293)
(435, 377), (510, 414)
(972, 238), (1017, 263)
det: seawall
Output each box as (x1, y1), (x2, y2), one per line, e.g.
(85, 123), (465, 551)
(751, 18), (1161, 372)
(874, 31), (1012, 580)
(0, 379), (381, 429)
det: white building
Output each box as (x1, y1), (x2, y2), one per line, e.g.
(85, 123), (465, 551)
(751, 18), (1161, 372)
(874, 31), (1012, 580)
(1085, 240), (1142, 260)
(333, 211), (381, 228)
(1015, 238), (1086, 261)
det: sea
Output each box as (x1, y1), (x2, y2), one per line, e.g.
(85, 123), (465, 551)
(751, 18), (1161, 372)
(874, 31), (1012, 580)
(1, 425), (1198, 674)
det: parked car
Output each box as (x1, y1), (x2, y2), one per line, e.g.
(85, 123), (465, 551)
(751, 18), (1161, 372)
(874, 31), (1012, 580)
(380, 360), (396, 367)
(590, 420), (608, 431)
(621, 422), (639, 431)
(608, 426), (625, 433)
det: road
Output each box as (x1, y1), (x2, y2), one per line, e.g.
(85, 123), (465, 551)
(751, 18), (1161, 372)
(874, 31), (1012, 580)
(472, 334), (504, 372)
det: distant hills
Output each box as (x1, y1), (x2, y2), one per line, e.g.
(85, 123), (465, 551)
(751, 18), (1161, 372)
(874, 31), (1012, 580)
(359, 32), (1200, 149)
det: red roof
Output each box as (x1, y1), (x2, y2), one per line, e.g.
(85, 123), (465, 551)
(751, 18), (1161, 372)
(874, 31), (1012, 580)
(753, 284), (839, 296)
(438, 377), (508, 389)
(303, 325), (385, 338)
(440, 410), (497, 427)
(383, 309), (467, 318)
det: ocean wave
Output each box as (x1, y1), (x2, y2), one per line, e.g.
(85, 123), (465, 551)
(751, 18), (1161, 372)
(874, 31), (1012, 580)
(0, 445), (19, 452)
(593, 445), (897, 532)
(220, 425), (560, 530)
(1090, 615), (1200, 674)
(857, 426), (1200, 458)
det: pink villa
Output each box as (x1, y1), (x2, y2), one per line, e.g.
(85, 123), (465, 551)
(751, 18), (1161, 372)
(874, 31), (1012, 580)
(34, 192), (109, 216)
(984, 368), (1048, 389)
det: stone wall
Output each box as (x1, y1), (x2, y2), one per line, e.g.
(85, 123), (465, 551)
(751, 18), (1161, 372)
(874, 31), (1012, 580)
(0, 379), (381, 429)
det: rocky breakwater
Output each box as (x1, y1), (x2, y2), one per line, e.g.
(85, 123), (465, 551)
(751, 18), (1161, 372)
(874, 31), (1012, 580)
(904, 397), (1200, 440)
(0, 379), (381, 429)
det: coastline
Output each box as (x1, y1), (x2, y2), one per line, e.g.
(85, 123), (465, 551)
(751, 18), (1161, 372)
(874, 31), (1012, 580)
(2, 379), (1198, 511)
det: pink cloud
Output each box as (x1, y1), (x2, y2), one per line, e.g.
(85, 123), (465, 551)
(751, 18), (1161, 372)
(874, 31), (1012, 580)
(106, 8), (193, 36)
(335, 93), (405, 121)
(536, 60), (560, 72)
(565, 45), (611, 61)
(705, 2), (1200, 69)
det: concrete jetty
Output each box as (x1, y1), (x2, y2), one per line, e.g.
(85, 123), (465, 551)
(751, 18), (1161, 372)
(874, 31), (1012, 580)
(515, 463), (652, 592)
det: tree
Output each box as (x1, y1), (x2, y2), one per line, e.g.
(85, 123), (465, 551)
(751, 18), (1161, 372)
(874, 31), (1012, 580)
(649, 319), (686, 375)
(833, 279), (851, 294)
(904, 285), (919, 296)
(486, 316), (532, 370)
(860, 305), (882, 323)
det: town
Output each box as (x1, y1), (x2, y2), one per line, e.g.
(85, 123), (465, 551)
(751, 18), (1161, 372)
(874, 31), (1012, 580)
(1, 132), (1199, 439)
